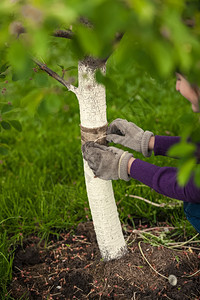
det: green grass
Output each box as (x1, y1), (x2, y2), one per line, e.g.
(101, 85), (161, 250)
(0, 66), (198, 298)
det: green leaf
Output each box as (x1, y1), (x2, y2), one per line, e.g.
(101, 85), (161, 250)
(0, 74), (6, 78)
(48, 2), (77, 24)
(1, 104), (13, 114)
(76, 25), (102, 57)
(190, 126), (200, 143)
(58, 64), (64, 70)
(1, 121), (11, 130)
(0, 147), (9, 155)
(150, 41), (174, 77)
(177, 157), (196, 186)
(21, 89), (44, 114)
(95, 70), (115, 89)
(0, 63), (9, 73)
(7, 41), (27, 72)
(38, 94), (62, 115)
(9, 120), (22, 132)
(7, 41), (33, 80)
(31, 29), (49, 58)
(0, 143), (9, 149)
(130, 0), (156, 24)
(65, 66), (77, 71)
(95, 69), (105, 83)
(168, 143), (196, 158)
(12, 73), (20, 81)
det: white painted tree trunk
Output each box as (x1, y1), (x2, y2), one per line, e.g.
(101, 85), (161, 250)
(75, 58), (127, 260)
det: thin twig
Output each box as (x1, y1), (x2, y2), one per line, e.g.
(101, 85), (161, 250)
(132, 229), (200, 253)
(126, 226), (175, 245)
(163, 295), (174, 300)
(126, 233), (137, 244)
(182, 269), (200, 278)
(53, 29), (74, 39)
(172, 245), (200, 251)
(14, 266), (23, 272)
(50, 292), (61, 297)
(125, 194), (165, 207)
(138, 241), (168, 280)
(168, 240), (200, 245)
(75, 238), (91, 245)
(131, 291), (137, 300)
(132, 226), (176, 233)
(169, 233), (199, 248)
(33, 59), (77, 94)
(126, 194), (179, 208)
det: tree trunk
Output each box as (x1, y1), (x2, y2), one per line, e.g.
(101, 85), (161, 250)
(76, 57), (127, 260)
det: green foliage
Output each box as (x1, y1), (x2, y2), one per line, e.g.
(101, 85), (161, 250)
(1, 104), (13, 115)
(1, 118), (22, 132)
(0, 0), (200, 295)
(9, 120), (22, 132)
(1, 121), (11, 130)
(168, 143), (196, 158)
(75, 24), (103, 57)
(168, 141), (199, 186)
(0, 66), (199, 295)
(0, 0), (199, 79)
(0, 101), (22, 157)
(0, 63), (9, 79)
(178, 157), (196, 186)
(0, 144), (9, 155)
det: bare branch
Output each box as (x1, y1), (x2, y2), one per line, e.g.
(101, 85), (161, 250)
(125, 194), (166, 207)
(126, 194), (180, 208)
(53, 29), (74, 39)
(9, 21), (26, 38)
(33, 59), (77, 94)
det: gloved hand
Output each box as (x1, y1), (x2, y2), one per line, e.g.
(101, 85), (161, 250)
(106, 118), (154, 157)
(82, 141), (133, 181)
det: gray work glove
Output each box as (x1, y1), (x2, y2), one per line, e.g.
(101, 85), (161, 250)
(106, 118), (154, 157)
(82, 141), (133, 181)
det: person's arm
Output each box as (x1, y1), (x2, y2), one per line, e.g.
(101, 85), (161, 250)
(106, 119), (182, 158)
(149, 135), (180, 156)
(82, 141), (200, 203)
(151, 135), (200, 162)
(129, 158), (200, 203)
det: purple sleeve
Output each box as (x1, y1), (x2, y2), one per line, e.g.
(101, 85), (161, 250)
(130, 159), (200, 203)
(154, 135), (180, 156)
(154, 135), (200, 162)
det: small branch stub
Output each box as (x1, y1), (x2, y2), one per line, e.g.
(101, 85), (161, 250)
(34, 59), (77, 94)
(53, 29), (74, 39)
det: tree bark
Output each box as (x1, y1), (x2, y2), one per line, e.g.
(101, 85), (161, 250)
(76, 57), (127, 260)
(35, 56), (127, 260)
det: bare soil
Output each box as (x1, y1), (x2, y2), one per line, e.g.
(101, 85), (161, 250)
(8, 222), (200, 300)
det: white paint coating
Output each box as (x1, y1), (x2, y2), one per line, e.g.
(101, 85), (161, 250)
(76, 60), (127, 260)
(83, 161), (127, 260)
(76, 62), (107, 128)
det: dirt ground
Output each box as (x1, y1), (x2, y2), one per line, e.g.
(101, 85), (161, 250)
(8, 222), (200, 300)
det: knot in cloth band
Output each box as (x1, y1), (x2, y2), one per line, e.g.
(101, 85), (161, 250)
(80, 123), (108, 145)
